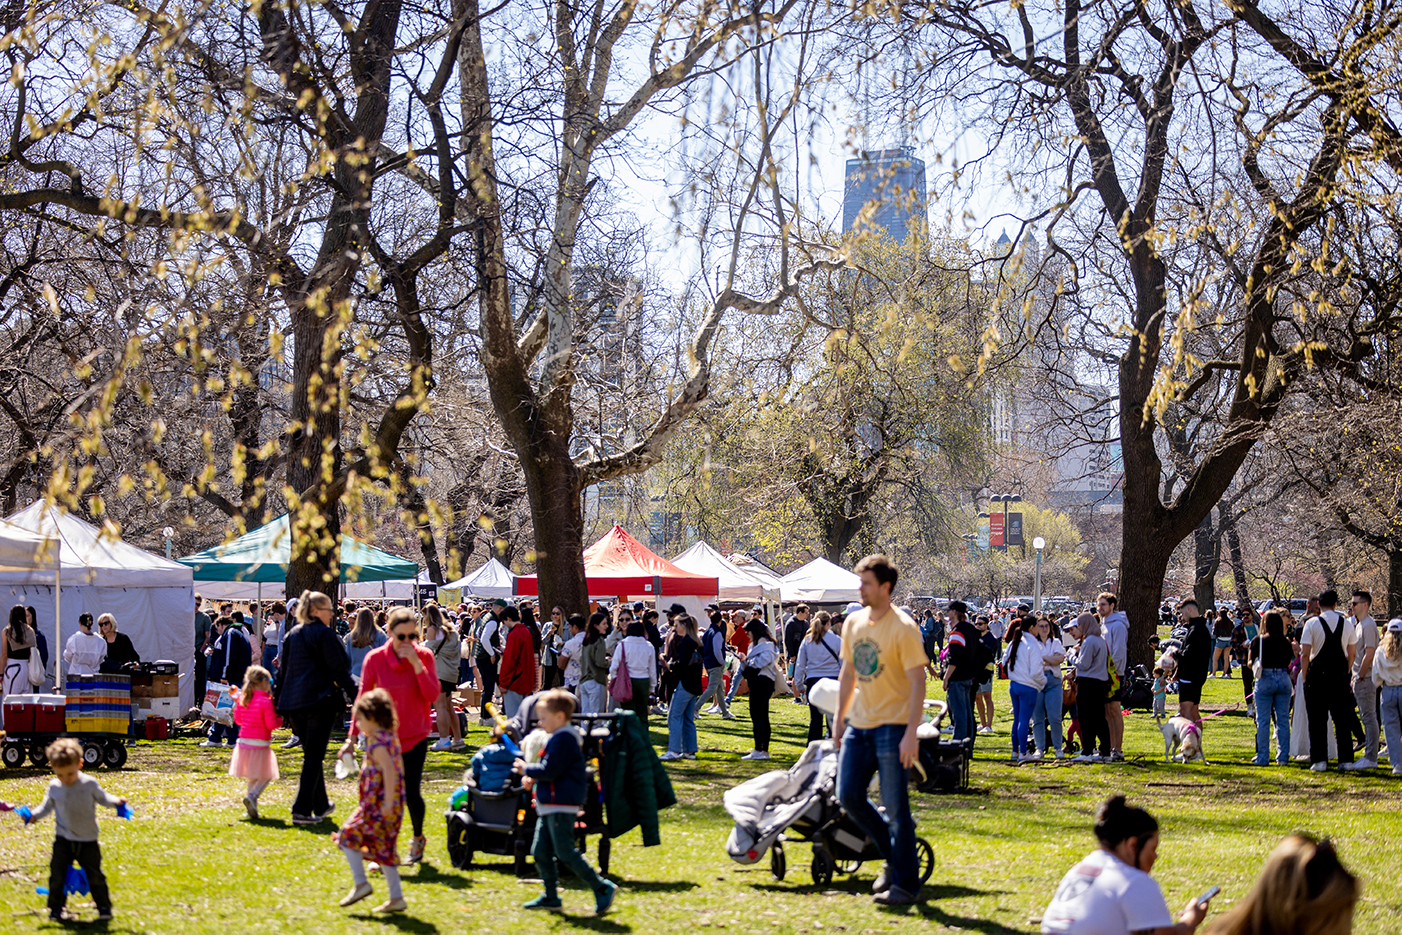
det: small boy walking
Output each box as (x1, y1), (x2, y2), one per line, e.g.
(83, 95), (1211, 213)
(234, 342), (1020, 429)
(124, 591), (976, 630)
(23, 738), (127, 922)
(514, 689), (616, 915)
(1151, 667), (1168, 718)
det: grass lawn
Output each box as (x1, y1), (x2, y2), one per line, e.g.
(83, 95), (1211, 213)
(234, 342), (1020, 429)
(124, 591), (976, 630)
(1, 673), (1399, 933)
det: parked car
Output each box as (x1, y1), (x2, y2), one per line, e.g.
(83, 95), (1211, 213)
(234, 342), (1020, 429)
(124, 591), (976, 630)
(1256, 598), (1310, 619)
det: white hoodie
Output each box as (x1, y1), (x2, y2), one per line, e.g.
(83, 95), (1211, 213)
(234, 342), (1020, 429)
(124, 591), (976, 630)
(1006, 635), (1048, 691)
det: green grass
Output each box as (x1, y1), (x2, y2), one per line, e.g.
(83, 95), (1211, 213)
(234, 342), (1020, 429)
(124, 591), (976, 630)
(1, 673), (1399, 933)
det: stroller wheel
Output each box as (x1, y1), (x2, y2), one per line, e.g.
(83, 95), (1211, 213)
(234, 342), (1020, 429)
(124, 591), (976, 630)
(446, 813), (474, 870)
(915, 837), (935, 884)
(770, 842), (786, 881)
(811, 849), (835, 888)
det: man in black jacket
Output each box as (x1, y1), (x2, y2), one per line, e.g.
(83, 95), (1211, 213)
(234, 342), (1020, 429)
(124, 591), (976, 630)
(1175, 599), (1212, 725)
(203, 616), (252, 747)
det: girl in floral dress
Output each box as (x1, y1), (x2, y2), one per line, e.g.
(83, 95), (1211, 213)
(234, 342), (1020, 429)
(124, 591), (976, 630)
(333, 689), (406, 913)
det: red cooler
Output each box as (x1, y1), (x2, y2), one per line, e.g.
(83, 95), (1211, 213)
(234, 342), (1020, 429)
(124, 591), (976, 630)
(35, 695), (66, 733)
(2, 694), (37, 732)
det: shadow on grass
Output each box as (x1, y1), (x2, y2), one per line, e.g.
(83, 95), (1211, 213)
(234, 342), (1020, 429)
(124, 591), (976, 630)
(407, 861), (473, 891)
(552, 911), (631, 932)
(349, 911), (441, 933)
(902, 901), (1028, 933)
(609, 879), (698, 894)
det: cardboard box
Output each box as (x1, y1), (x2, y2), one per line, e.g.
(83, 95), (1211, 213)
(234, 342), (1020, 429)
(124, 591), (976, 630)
(455, 687), (482, 708)
(131, 675), (177, 698)
(137, 697), (181, 721)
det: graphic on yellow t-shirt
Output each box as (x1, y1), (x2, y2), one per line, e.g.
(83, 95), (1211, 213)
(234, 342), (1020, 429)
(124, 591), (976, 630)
(841, 606), (926, 730)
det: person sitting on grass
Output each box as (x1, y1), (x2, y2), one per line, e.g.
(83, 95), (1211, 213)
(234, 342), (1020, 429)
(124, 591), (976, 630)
(1041, 795), (1210, 935)
(1201, 834), (1358, 935)
(334, 688), (407, 914)
(514, 689), (617, 915)
(21, 738), (128, 923)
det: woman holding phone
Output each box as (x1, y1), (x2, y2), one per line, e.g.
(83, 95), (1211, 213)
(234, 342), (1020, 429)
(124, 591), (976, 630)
(1041, 795), (1211, 935)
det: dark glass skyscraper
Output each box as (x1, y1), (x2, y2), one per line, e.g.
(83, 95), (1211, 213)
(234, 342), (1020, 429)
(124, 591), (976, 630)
(842, 147), (928, 243)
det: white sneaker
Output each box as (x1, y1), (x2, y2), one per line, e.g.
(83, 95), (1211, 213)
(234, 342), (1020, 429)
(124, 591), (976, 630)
(1391, 766), (1402, 776)
(740, 751), (771, 760)
(200, 739), (218, 748)
(1342, 758), (1377, 771)
(430, 739), (454, 752)
(1072, 754), (1096, 764)
(1026, 752), (1044, 762)
(702, 706), (721, 715)
(977, 726), (993, 735)
(1310, 762), (1329, 772)
(682, 753), (697, 760)
(658, 751), (683, 761)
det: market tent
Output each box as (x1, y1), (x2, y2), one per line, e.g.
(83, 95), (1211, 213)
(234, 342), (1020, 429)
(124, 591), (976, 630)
(5, 503), (195, 708)
(342, 569), (432, 601)
(672, 542), (780, 603)
(0, 518), (60, 585)
(779, 557), (862, 604)
(443, 558), (515, 598)
(728, 553), (786, 596)
(515, 526), (718, 619)
(178, 514), (418, 583)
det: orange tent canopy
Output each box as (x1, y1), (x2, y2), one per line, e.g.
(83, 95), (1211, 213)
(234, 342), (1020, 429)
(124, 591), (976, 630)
(514, 525), (719, 599)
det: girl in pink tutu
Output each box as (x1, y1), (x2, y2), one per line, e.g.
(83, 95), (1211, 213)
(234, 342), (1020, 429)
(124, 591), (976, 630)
(333, 688), (406, 913)
(230, 666), (281, 819)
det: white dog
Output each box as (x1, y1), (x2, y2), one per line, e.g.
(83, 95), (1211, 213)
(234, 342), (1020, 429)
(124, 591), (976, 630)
(1155, 715), (1208, 764)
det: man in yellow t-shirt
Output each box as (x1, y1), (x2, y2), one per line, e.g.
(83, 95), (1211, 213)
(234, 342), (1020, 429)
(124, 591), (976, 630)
(832, 554), (928, 907)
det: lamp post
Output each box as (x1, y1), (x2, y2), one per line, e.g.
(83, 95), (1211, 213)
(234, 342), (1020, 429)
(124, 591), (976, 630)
(162, 526), (174, 560)
(1032, 536), (1046, 612)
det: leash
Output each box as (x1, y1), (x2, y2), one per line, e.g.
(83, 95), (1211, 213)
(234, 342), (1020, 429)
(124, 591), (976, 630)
(1194, 691), (1255, 725)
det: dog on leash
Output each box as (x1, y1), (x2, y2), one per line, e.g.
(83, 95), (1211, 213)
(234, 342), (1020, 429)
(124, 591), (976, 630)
(1155, 714), (1208, 764)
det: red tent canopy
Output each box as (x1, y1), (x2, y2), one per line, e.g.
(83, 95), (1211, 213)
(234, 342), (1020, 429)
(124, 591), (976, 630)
(515, 525), (719, 599)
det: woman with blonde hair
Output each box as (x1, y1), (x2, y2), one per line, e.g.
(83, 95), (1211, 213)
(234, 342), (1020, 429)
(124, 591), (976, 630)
(1203, 834), (1358, 935)
(275, 590), (358, 825)
(793, 611), (842, 742)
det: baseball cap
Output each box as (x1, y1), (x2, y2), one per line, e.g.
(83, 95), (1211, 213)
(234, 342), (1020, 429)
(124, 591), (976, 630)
(667, 603), (687, 616)
(843, 602), (863, 615)
(492, 598), (508, 608)
(704, 602), (719, 612)
(633, 601), (646, 611)
(1388, 619), (1402, 633)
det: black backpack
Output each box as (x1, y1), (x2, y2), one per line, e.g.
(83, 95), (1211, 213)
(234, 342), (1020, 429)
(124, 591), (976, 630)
(974, 633), (997, 681)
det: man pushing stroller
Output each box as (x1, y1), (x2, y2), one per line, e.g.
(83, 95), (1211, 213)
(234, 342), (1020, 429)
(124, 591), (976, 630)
(832, 554), (928, 907)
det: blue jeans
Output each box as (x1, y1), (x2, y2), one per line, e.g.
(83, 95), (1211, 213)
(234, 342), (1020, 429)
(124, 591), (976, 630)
(667, 685), (701, 754)
(261, 645), (279, 683)
(1381, 685), (1402, 771)
(531, 811), (606, 899)
(1009, 682), (1038, 757)
(209, 720), (240, 744)
(1254, 668), (1292, 765)
(946, 679), (976, 745)
(837, 724), (918, 896)
(1032, 676), (1063, 754)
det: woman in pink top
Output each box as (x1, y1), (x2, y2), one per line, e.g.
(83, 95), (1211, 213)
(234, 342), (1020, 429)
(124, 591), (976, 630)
(340, 608), (438, 864)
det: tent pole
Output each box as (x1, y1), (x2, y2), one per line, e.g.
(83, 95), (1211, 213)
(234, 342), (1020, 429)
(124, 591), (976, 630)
(54, 542), (61, 692)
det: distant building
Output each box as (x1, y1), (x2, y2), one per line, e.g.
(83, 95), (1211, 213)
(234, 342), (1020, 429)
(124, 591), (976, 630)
(843, 147), (928, 244)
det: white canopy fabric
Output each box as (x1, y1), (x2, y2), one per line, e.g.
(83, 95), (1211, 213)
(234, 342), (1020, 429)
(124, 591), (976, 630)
(728, 554), (785, 595)
(197, 581), (283, 601)
(779, 557), (862, 604)
(0, 518), (60, 584)
(672, 542), (781, 603)
(5, 504), (196, 708)
(443, 558), (515, 598)
(343, 569), (431, 601)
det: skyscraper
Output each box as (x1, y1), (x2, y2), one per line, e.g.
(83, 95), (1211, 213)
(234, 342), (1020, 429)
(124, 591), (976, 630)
(842, 147), (928, 243)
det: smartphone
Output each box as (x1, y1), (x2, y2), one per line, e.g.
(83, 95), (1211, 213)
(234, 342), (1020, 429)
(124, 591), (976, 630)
(1195, 885), (1221, 907)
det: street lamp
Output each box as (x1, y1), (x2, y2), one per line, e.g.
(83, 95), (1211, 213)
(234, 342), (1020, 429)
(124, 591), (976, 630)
(162, 526), (174, 560)
(1032, 536), (1046, 612)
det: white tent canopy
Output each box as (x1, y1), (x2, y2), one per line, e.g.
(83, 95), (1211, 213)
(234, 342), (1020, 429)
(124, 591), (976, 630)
(779, 557), (862, 604)
(443, 558), (515, 598)
(5, 503), (196, 709)
(342, 569), (431, 601)
(728, 553), (785, 596)
(672, 542), (781, 603)
(0, 518), (60, 584)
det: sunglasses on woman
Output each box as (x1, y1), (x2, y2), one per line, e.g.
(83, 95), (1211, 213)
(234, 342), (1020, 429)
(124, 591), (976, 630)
(394, 632), (419, 642)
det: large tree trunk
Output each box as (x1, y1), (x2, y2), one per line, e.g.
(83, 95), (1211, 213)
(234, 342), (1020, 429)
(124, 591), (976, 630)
(1193, 510), (1219, 610)
(518, 440), (589, 617)
(1119, 531), (1174, 668)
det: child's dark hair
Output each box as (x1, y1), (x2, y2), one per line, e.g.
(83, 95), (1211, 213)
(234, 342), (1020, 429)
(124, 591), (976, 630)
(537, 688), (577, 718)
(47, 738), (83, 769)
(354, 688), (398, 733)
(1153, 666), (1164, 676)
(1093, 795), (1158, 848)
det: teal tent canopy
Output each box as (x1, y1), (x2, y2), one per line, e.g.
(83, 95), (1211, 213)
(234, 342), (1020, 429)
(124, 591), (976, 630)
(178, 515), (418, 583)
